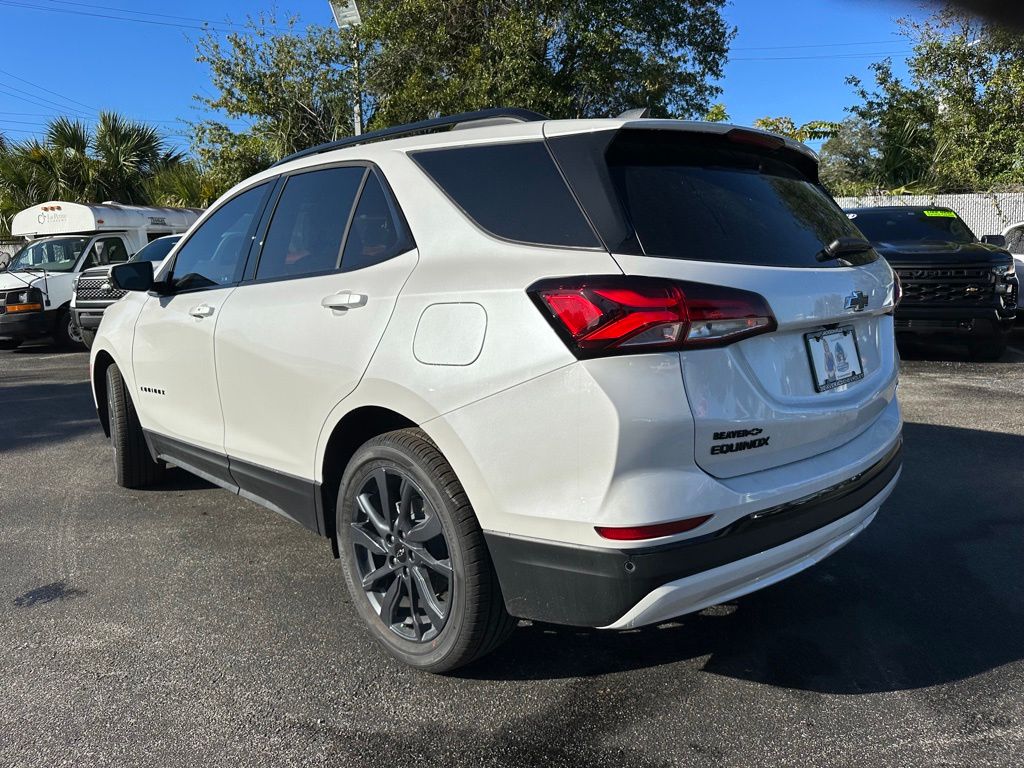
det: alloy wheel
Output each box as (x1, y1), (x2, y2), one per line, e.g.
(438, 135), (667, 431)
(349, 467), (453, 643)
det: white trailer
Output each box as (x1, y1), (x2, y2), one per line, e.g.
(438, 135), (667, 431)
(0, 201), (201, 349)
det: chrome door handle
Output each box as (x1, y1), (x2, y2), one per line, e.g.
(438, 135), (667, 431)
(189, 304), (215, 318)
(321, 291), (367, 311)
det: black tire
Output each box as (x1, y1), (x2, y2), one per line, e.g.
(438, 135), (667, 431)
(53, 306), (85, 349)
(337, 428), (515, 673)
(0, 338), (19, 351)
(106, 364), (163, 489)
(968, 333), (1008, 362)
(80, 328), (95, 350)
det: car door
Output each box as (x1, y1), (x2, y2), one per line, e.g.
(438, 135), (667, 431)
(79, 236), (131, 270)
(214, 165), (418, 518)
(131, 181), (273, 478)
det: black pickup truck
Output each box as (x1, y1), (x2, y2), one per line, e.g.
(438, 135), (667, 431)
(846, 206), (1018, 360)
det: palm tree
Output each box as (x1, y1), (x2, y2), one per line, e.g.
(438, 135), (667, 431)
(0, 112), (207, 236)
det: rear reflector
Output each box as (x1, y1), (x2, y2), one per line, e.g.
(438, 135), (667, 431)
(529, 276), (776, 358)
(596, 515), (713, 541)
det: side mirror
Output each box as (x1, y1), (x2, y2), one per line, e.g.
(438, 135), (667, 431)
(982, 234), (1007, 248)
(111, 261), (155, 292)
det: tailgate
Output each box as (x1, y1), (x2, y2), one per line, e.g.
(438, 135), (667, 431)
(616, 254), (898, 478)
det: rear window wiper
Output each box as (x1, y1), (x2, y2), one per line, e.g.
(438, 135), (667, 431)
(817, 237), (873, 263)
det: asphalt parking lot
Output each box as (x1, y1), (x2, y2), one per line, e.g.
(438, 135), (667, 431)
(1, 339), (1023, 768)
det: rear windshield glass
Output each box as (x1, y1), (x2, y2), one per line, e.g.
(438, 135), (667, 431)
(849, 209), (976, 245)
(604, 131), (872, 267)
(412, 142), (600, 249)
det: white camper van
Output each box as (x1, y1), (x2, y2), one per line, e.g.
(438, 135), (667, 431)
(0, 201), (200, 349)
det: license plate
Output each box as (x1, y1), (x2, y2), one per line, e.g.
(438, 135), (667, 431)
(805, 326), (864, 392)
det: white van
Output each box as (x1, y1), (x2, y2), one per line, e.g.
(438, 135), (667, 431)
(0, 201), (200, 349)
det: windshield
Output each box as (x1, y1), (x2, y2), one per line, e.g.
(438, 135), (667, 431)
(596, 130), (873, 267)
(131, 237), (181, 263)
(8, 236), (90, 273)
(850, 209), (977, 245)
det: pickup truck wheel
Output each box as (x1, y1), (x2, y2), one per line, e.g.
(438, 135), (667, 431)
(106, 364), (163, 489)
(54, 307), (85, 349)
(337, 429), (515, 673)
(968, 333), (1008, 362)
(80, 329), (95, 350)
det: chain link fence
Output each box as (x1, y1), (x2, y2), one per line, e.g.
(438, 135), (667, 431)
(835, 193), (1024, 253)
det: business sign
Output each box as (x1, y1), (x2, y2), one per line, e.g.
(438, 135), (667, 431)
(329, 0), (362, 27)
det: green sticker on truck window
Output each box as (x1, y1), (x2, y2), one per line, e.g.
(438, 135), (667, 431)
(924, 210), (956, 218)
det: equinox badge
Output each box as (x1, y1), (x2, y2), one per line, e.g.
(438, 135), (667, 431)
(845, 290), (869, 312)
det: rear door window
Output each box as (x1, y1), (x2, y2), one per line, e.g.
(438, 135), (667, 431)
(601, 130), (870, 267)
(341, 171), (414, 272)
(256, 166), (365, 281)
(412, 142), (600, 248)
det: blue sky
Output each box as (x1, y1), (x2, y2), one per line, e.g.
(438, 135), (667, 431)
(0, 0), (930, 153)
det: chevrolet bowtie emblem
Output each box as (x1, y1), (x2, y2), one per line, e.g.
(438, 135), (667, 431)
(845, 290), (869, 312)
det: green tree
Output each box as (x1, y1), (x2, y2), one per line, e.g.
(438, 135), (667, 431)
(0, 112), (192, 236)
(360, 0), (733, 125)
(846, 6), (1024, 193)
(194, 12), (361, 183)
(703, 103), (730, 123)
(752, 116), (840, 143)
(818, 118), (880, 196)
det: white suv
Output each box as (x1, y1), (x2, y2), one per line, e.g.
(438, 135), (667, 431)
(90, 109), (903, 672)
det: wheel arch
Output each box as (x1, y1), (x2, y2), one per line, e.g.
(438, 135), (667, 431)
(92, 348), (117, 437)
(319, 405), (419, 554)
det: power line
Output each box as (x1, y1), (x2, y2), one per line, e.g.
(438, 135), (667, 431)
(731, 50), (914, 62)
(35, 0), (289, 33)
(0, 0), (238, 33)
(0, 80), (94, 117)
(732, 39), (905, 51)
(0, 66), (96, 111)
(0, 83), (93, 117)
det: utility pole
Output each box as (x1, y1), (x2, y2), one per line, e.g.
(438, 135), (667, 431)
(328, 0), (363, 136)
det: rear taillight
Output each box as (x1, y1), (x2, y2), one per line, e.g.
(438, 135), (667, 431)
(529, 276), (777, 358)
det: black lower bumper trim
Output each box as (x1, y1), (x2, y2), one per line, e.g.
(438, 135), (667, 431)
(486, 442), (902, 627)
(0, 310), (47, 340)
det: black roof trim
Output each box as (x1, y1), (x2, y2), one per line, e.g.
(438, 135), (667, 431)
(272, 108), (549, 167)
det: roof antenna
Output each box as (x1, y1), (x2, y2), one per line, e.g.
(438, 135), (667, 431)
(618, 108), (650, 119)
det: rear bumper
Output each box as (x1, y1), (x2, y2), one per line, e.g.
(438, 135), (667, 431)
(0, 309), (47, 340)
(486, 441), (902, 627)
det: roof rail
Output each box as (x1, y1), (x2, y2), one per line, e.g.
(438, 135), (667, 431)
(272, 107), (549, 167)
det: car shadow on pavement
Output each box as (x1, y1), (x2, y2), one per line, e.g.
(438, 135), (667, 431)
(0, 379), (97, 454)
(464, 421), (1024, 694)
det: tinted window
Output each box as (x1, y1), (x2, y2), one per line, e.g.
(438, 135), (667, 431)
(171, 184), (268, 291)
(256, 167), (365, 281)
(131, 236), (180, 263)
(412, 142), (599, 248)
(603, 131), (870, 267)
(341, 171), (414, 271)
(849, 208), (976, 245)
